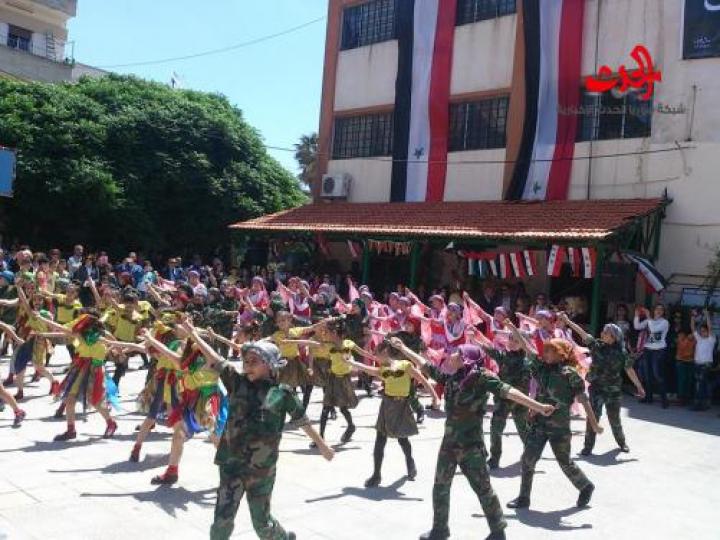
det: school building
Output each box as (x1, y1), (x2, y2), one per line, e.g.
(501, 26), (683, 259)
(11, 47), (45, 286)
(232, 0), (720, 327)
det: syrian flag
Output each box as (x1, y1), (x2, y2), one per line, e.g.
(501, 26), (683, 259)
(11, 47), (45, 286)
(347, 240), (362, 259)
(489, 258), (499, 277)
(509, 252), (526, 278)
(567, 247), (582, 277)
(498, 254), (510, 279)
(581, 247), (597, 278)
(391, 0), (457, 202)
(624, 253), (667, 293)
(547, 245), (565, 277)
(505, 0), (585, 201)
(523, 250), (538, 276)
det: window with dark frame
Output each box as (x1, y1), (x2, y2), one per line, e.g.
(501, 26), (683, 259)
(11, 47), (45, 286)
(332, 112), (394, 159)
(7, 25), (32, 52)
(576, 91), (653, 142)
(341, 0), (397, 51)
(456, 0), (517, 26)
(449, 96), (509, 152)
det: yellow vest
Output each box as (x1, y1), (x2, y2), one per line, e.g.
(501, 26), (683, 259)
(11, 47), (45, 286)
(381, 360), (412, 398)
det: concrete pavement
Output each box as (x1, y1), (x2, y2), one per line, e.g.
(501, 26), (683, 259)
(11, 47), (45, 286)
(0, 349), (718, 539)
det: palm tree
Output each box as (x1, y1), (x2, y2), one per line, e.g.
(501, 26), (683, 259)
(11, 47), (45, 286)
(294, 133), (318, 188)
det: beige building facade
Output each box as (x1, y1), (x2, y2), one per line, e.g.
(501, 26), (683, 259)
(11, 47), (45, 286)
(317, 0), (720, 300)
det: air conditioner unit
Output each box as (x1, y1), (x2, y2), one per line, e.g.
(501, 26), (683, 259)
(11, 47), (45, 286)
(320, 173), (352, 199)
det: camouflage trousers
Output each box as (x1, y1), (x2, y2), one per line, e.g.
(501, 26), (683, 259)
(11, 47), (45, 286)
(210, 467), (289, 540)
(519, 423), (591, 499)
(490, 398), (528, 461)
(432, 438), (507, 534)
(584, 387), (625, 451)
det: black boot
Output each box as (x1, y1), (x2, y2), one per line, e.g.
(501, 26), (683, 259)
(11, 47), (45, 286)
(577, 483), (595, 507)
(419, 529), (450, 540)
(507, 496), (530, 509)
(416, 408), (425, 424)
(406, 457), (417, 480)
(364, 474), (381, 488)
(485, 530), (506, 540)
(580, 447), (592, 456)
(340, 424), (356, 443)
(487, 456), (500, 469)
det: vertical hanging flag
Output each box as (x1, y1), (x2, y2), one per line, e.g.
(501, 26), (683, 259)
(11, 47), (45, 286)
(547, 245), (565, 277)
(316, 233), (330, 256)
(505, 0), (586, 201)
(346, 240), (362, 259)
(523, 250), (538, 276)
(623, 253), (667, 293)
(391, 0), (458, 202)
(489, 258), (499, 277)
(567, 247), (581, 277)
(509, 252), (526, 278)
(498, 253), (510, 279)
(581, 247), (597, 278)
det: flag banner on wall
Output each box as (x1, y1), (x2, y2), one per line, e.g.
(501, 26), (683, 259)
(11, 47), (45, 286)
(523, 250), (538, 276)
(368, 239), (412, 256)
(547, 245), (566, 277)
(567, 247), (582, 277)
(683, 0), (720, 59)
(623, 253), (667, 293)
(505, 0), (585, 201)
(581, 247), (597, 279)
(391, 0), (457, 202)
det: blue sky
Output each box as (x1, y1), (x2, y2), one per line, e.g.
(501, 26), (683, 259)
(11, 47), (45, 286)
(68, 0), (328, 174)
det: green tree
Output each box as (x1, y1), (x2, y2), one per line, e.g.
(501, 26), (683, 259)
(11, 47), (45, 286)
(0, 74), (306, 257)
(294, 132), (318, 187)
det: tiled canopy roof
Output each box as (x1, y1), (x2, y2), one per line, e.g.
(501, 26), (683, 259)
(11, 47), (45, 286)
(230, 199), (665, 241)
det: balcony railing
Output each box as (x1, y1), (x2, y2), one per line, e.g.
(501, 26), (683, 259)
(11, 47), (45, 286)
(1, 32), (74, 63)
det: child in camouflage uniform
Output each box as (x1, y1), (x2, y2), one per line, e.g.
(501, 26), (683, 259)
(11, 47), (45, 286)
(390, 338), (554, 540)
(505, 321), (603, 510)
(559, 313), (645, 454)
(182, 320), (334, 540)
(482, 330), (533, 469)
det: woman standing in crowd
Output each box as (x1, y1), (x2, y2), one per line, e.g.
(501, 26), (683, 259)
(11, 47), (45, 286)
(634, 305), (670, 408)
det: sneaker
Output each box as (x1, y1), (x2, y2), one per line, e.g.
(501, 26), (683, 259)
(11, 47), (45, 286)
(13, 409), (26, 428)
(577, 483), (595, 507)
(103, 420), (118, 439)
(151, 472), (178, 485)
(364, 474), (381, 488)
(340, 424), (356, 443)
(54, 430), (77, 442)
(618, 443), (630, 453)
(506, 496), (530, 509)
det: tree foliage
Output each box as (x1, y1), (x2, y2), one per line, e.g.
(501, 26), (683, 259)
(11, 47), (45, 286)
(294, 132), (318, 187)
(0, 74), (306, 257)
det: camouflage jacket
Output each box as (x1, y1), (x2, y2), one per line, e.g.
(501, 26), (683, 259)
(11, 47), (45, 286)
(586, 338), (633, 396)
(486, 349), (531, 394)
(423, 363), (510, 446)
(203, 305), (235, 339)
(529, 355), (585, 433)
(213, 361), (309, 473)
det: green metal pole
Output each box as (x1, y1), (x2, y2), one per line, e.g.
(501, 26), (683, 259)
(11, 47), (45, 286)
(590, 245), (605, 335)
(361, 244), (371, 285)
(410, 242), (420, 289)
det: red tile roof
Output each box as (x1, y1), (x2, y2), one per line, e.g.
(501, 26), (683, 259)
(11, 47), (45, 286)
(230, 199), (666, 241)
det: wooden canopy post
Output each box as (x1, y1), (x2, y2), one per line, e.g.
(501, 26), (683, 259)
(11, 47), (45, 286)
(361, 243), (371, 285)
(410, 241), (421, 289)
(589, 244), (605, 335)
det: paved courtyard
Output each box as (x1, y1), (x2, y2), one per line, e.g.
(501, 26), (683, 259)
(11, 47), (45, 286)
(0, 349), (718, 540)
